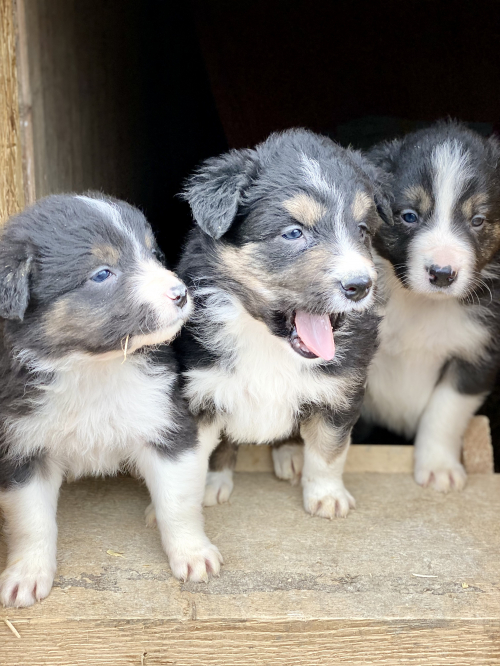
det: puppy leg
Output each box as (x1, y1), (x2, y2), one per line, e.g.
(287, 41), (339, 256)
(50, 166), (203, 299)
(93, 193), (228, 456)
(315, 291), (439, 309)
(204, 436), (237, 506)
(137, 421), (223, 582)
(272, 437), (304, 485)
(414, 379), (484, 492)
(0, 461), (62, 607)
(300, 414), (355, 519)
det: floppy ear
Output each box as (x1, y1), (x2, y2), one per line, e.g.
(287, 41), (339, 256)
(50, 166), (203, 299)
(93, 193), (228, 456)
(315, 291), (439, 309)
(182, 148), (257, 239)
(350, 149), (395, 226)
(367, 138), (401, 174)
(0, 244), (32, 321)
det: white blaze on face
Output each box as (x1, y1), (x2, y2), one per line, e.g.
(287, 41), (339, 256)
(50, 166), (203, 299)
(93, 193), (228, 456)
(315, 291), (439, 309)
(407, 141), (475, 297)
(328, 196), (377, 312)
(130, 260), (192, 351)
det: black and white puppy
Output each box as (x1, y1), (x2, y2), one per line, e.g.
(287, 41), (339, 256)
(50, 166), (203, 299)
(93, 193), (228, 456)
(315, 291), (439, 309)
(173, 129), (391, 519)
(361, 122), (500, 491)
(0, 194), (221, 608)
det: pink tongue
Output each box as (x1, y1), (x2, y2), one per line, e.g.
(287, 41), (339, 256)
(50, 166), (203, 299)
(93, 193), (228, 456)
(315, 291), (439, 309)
(295, 311), (335, 361)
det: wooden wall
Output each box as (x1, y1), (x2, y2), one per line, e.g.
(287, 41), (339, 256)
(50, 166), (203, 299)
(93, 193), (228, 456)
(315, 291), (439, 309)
(0, 0), (24, 225)
(17, 0), (146, 204)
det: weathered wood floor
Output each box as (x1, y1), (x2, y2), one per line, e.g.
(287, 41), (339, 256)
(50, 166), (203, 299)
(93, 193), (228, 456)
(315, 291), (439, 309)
(1, 445), (499, 665)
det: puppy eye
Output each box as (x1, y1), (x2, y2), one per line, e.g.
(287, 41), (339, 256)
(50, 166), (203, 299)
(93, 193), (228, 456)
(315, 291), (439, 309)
(471, 215), (485, 229)
(282, 227), (303, 240)
(91, 269), (112, 283)
(358, 222), (369, 240)
(401, 210), (419, 225)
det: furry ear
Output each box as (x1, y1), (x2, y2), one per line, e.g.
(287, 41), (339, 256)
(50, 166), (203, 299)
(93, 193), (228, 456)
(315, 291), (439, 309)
(0, 247), (32, 321)
(182, 149), (257, 239)
(351, 150), (395, 226)
(367, 138), (401, 174)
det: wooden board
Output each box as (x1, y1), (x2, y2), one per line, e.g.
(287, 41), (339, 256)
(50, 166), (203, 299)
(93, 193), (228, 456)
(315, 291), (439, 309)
(236, 416), (494, 474)
(0, 0), (24, 225)
(16, 0), (145, 203)
(1, 472), (499, 664)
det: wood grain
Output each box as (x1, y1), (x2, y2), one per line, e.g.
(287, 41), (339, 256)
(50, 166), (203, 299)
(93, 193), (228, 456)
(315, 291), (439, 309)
(0, 0), (24, 225)
(19, 0), (144, 202)
(2, 619), (499, 666)
(1, 473), (499, 664)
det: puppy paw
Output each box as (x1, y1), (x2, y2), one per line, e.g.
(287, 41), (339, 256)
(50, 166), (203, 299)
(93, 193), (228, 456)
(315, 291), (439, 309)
(272, 443), (304, 485)
(168, 539), (223, 582)
(302, 479), (356, 519)
(144, 502), (157, 528)
(0, 559), (55, 607)
(203, 470), (234, 507)
(415, 460), (467, 492)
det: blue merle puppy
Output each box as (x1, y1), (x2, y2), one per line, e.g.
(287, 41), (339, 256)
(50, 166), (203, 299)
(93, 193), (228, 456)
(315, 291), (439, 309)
(0, 194), (221, 608)
(361, 121), (500, 491)
(167, 129), (392, 521)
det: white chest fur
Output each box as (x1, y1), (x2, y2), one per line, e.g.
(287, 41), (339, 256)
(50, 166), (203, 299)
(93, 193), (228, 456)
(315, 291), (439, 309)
(8, 353), (175, 476)
(184, 293), (356, 444)
(363, 259), (490, 438)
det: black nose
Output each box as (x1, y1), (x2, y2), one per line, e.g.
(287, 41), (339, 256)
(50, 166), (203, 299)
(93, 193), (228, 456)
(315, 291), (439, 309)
(340, 275), (373, 302)
(428, 264), (456, 288)
(171, 285), (188, 308)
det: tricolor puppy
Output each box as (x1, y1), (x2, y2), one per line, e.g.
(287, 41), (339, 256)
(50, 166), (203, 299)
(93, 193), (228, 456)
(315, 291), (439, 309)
(174, 129), (391, 519)
(0, 194), (221, 608)
(361, 121), (500, 491)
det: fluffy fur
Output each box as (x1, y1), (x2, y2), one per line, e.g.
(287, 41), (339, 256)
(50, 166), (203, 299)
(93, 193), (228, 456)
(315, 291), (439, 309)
(362, 122), (500, 491)
(0, 194), (221, 608)
(172, 129), (391, 519)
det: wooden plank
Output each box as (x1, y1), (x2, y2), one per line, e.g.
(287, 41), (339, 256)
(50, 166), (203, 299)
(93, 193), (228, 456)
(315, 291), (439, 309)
(1, 473), (499, 664)
(13, 0), (36, 206)
(18, 0), (145, 202)
(236, 416), (493, 474)
(0, 0), (24, 225)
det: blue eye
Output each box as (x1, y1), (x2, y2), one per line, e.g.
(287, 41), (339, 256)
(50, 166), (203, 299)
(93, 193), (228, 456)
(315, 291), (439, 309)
(91, 269), (112, 283)
(282, 228), (303, 240)
(401, 210), (419, 224)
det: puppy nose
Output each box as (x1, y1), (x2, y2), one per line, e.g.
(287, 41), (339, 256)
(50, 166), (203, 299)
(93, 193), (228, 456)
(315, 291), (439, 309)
(428, 264), (456, 288)
(166, 284), (188, 308)
(340, 275), (373, 302)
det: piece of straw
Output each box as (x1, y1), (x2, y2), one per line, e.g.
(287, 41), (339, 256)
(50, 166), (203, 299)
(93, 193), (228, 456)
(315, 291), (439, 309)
(4, 618), (20, 639)
(121, 335), (130, 364)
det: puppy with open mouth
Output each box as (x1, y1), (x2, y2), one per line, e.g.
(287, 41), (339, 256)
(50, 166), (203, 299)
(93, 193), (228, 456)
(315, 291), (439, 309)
(167, 129), (392, 519)
(0, 193), (221, 607)
(360, 121), (500, 492)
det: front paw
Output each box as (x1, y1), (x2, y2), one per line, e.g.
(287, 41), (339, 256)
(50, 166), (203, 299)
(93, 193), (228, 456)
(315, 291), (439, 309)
(272, 443), (304, 485)
(203, 470), (234, 506)
(168, 539), (223, 583)
(0, 559), (56, 607)
(414, 459), (467, 492)
(302, 479), (356, 519)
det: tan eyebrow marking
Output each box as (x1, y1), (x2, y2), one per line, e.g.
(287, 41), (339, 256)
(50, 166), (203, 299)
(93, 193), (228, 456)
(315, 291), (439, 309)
(402, 185), (432, 215)
(282, 193), (327, 227)
(462, 193), (488, 219)
(352, 191), (372, 221)
(92, 244), (120, 265)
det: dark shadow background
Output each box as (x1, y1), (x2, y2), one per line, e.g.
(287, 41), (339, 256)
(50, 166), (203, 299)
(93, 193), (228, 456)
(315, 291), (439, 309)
(46, 0), (496, 464)
(132, 0), (500, 466)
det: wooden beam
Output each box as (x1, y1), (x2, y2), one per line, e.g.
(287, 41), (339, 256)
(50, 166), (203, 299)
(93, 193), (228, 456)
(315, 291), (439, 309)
(0, 0), (24, 225)
(236, 416), (494, 474)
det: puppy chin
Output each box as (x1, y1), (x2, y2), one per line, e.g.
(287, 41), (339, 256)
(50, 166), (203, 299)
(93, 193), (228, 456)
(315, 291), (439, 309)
(128, 296), (193, 352)
(129, 320), (184, 352)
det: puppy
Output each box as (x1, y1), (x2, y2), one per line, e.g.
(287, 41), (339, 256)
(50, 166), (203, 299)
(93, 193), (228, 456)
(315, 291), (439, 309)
(0, 193), (221, 608)
(361, 121), (500, 491)
(173, 129), (391, 518)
